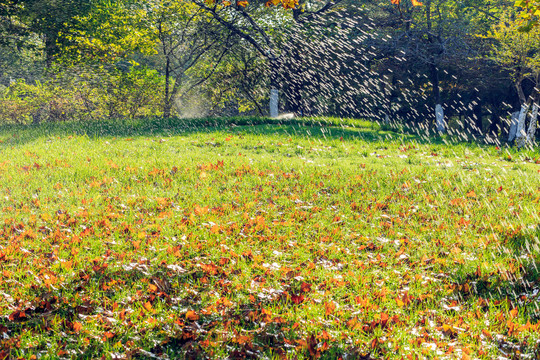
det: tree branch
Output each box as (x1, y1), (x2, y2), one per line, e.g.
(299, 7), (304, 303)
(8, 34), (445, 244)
(191, 1), (278, 60)
(293, 0), (346, 22)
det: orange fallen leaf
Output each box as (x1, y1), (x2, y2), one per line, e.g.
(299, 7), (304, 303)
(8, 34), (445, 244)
(510, 308), (518, 318)
(186, 310), (199, 321)
(291, 294), (304, 304)
(143, 301), (153, 312)
(324, 301), (336, 316)
(73, 322), (83, 332)
(103, 332), (115, 340)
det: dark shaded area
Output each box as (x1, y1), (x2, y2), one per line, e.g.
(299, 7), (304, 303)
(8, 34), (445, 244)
(1, 116), (413, 147)
(447, 225), (540, 358)
(1, 115), (519, 153)
(0, 256), (383, 359)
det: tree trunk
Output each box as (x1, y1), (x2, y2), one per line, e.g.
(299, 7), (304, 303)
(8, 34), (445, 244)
(287, 46), (304, 116)
(270, 59), (279, 118)
(515, 102), (531, 147)
(270, 89), (279, 118)
(435, 104), (445, 133)
(473, 101), (483, 135)
(288, 82), (303, 116)
(383, 74), (393, 126)
(163, 58), (172, 118)
(44, 33), (57, 68)
(487, 111), (499, 139)
(526, 102), (538, 145)
(425, 2), (445, 133)
(508, 110), (520, 142)
(429, 64), (445, 133)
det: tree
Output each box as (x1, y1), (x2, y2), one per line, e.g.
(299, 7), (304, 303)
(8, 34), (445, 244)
(190, 0), (348, 117)
(198, 42), (268, 116)
(0, 0), (93, 67)
(514, 0), (540, 30)
(63, 0), (237, 117)
(490, 11), (540, 146)
(144, 0), (234, 117)
(382, 0), (490, 133)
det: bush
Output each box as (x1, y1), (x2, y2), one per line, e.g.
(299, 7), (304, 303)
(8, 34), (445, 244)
(66, 65), (165, 120)
(0, 65), (166, 124)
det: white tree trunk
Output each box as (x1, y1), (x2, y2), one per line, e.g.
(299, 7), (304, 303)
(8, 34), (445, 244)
(270, 88), (279, 118)
(526, 103), (538, 145)
(508, 111), (520, 142)
(515, 103), (531, 147)
(436, 104), (445, 133)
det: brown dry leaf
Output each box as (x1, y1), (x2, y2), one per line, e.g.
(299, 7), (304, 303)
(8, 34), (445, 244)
(307, 334), (318, 357)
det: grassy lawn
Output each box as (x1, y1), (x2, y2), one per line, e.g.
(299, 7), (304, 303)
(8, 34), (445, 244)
(0, 117), (539, 359)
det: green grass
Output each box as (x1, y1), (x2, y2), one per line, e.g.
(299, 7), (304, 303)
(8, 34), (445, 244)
(0, 116), (539, 359)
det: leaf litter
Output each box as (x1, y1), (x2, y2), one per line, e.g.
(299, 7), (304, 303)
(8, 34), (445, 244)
(0, 123), (539, 358)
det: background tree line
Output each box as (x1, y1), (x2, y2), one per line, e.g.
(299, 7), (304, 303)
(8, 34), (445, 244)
(0, 0), (538, 145)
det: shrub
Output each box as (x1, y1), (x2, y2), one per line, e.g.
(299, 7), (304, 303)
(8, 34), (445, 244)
(0, 65), (166, 124)
(65, 65), (165, 120)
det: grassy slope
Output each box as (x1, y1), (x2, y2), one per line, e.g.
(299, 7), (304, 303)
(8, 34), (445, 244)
(0, 117), (539, 359)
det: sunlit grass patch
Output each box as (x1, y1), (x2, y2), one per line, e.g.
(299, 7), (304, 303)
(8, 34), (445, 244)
(0, 117), (539, 359)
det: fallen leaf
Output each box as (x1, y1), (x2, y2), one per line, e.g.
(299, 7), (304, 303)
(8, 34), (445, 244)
(510, 308), (518, 318)
(143, 301), (153, 312)
(324, 301), (336, 316)
(186, 310), (199, 321)
(73, 322), (83, 332)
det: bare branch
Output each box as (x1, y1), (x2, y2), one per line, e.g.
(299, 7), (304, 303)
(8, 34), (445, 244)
(191, 0), (278, 60)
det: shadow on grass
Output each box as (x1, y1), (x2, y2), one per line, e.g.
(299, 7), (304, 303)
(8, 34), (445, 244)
(446, 226), (540, 357)
(0, 259), (381, 359)
(3, 116), (538, 158)
(452, 225), (540, 307)
(1, 115), (447, 150)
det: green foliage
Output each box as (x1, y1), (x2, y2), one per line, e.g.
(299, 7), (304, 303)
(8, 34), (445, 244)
(0, 65), (166, 124)
(64, 64), (166, 119)
(0, 79), (74, 124)
(200, 46), (269, 116)
(489, 11), (540, 82)
(514, 0), (540, 29)
(1, 0), (94, 65)
(59, 0), (158, 65)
